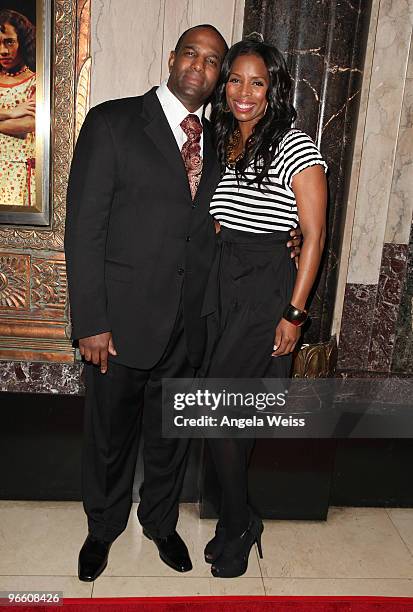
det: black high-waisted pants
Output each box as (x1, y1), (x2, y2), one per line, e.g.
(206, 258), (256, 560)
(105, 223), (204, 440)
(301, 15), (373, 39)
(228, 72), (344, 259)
(203, 227), (296, 537)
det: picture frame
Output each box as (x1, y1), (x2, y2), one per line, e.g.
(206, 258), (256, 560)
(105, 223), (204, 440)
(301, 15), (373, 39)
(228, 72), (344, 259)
(0, 0), (91, 362)
(0, 0), (51, 225)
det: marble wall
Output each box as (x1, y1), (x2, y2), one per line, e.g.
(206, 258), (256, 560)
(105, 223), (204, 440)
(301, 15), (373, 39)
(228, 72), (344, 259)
(91, 0), (244, 106)
(337, 0), (413, 374)
(347, 0), (412, 287)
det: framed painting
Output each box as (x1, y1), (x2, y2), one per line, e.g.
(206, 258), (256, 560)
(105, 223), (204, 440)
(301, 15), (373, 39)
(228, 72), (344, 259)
(0, 0), (91, 363)
(0, 0), (51, 225)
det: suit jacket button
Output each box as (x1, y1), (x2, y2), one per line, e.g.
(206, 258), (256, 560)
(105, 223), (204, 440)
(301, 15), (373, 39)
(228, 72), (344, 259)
(191, 204), (195, 209)
(178, 267), (185, 275)
(186, 236), (190, 242)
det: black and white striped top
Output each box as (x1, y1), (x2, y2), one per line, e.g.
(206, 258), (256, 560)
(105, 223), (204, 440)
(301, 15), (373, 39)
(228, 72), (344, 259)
(210, 129), (327, 233)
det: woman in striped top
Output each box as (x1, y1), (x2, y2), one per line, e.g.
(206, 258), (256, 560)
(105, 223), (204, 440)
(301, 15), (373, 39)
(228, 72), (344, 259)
(202, 39), (328, 578)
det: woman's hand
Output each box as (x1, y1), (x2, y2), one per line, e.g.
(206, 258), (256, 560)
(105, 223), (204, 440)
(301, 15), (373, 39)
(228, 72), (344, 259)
(8, 99), (36, 119)
(287, 226), (302, 269)
(272, 318), (301, 356)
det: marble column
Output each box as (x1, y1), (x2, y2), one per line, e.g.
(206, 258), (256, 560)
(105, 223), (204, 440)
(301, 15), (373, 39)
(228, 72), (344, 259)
(243, 0), (373, 344)
(337, 2), (413, 374)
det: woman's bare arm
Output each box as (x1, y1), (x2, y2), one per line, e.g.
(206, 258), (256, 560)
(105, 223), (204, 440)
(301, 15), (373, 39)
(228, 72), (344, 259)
(272, 164), (327, 356)
(289, 164), (327, 310)
(0, 99), (36, 135)
(0, 116), (35, 137)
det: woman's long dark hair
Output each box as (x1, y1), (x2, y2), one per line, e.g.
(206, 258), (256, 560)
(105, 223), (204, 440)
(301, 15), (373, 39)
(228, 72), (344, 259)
(211, 39), (296, 188)
(0, 10), (36, 72)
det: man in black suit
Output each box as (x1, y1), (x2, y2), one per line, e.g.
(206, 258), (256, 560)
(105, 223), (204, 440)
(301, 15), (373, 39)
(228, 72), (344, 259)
(65, 24), (300, 581)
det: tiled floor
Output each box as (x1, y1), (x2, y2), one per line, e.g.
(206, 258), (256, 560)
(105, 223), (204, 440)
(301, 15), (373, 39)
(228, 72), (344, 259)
(0, 502), (412, 597)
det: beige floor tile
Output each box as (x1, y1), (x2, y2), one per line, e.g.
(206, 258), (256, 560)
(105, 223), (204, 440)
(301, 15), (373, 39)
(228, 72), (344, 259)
(106, 504), (261, 578)
(258, 507), (413, 579)
(0, 501), (80, 510)
(387, 509), (413, 520)
(0, 502), (86, 576)
(387, 508), (413, 556)
(263, 578), (413, 596)
(6, 501), (411, 588)
(209, 577), (265, 595)
(93, 576), (264, 597)
(0, 575), (92, 598)
(93, 576), (212, 597)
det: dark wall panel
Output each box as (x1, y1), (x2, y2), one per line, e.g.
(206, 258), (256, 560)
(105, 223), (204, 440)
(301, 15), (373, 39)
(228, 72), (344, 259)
(0, 392), (83, 500)
(1, 392), (413, 507)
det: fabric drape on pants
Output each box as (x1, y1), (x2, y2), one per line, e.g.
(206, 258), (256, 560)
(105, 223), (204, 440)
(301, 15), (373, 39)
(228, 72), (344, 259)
(203, 227), (296, 535)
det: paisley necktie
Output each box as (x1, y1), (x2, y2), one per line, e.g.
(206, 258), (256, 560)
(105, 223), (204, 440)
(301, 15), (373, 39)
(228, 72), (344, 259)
(180, 114), (203, 200)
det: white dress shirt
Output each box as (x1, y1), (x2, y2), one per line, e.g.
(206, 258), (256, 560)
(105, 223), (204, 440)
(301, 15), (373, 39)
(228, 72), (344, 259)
(156, 80), (204, 155)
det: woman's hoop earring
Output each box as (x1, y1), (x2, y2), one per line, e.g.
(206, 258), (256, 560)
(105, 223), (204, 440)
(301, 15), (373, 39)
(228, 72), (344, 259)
(224, 103), (231, 113)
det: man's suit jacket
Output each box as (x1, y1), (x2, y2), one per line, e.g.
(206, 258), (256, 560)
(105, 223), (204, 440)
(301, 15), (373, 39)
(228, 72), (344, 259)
(64, 87), (220, 369)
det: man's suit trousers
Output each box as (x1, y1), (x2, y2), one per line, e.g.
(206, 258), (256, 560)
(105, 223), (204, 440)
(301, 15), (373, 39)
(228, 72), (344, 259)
(82, 304), (194, 542)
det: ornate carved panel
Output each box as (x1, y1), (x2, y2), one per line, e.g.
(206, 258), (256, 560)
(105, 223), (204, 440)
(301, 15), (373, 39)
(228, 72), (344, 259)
(0, 0), (91, 362)
(0, 254), (30, 311)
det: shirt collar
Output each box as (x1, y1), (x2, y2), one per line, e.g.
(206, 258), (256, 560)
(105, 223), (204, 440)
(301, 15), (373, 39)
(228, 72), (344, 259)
(156, 80), (203, 131)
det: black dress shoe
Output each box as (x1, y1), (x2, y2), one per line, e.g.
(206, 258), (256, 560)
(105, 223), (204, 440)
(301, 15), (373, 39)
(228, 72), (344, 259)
(78, 535), (112, 582)
(143, 529), (192, 572)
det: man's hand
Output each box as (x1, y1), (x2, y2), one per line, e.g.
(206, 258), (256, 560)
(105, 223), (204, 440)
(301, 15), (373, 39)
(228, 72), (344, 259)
(79, 331), (117, 374)
(287, 226), (303, 269)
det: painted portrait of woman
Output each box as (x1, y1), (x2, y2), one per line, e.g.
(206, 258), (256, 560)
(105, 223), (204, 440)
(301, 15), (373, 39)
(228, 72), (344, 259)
(0, 8), (36, 207)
